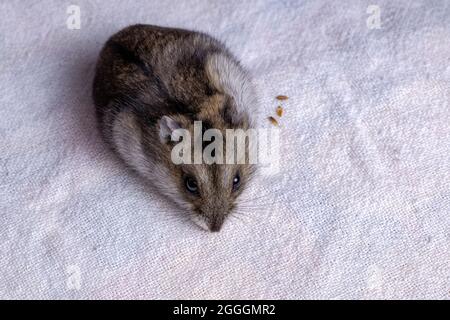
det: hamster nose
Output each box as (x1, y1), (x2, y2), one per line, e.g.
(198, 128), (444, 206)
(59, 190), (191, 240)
(209, 216), (224, 232)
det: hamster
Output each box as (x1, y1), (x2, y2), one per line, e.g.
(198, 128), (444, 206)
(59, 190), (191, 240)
(92, 24), (258, 232)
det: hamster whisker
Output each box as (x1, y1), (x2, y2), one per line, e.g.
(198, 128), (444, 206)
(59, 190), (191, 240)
(241, 191), (286, 202)
(229, 214), (245, 223)
(231, 210), (256, 221)
(235, 201), (285, 210)
(160, 212), (190, 223)
(238, 194), (285, 205)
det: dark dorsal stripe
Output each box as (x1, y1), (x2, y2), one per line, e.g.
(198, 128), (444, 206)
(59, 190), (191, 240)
(109, 40), (151, 77)
(109, 40), (170, 98)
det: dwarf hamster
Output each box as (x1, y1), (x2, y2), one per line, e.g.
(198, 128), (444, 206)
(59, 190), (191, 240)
(92, 24), (258, 232)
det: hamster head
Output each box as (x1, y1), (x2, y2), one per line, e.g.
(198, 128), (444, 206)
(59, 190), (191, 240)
(153, 94), (257, 232)
(163, 160), (254, 232)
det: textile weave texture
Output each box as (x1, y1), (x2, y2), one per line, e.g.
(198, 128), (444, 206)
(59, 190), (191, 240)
(0, 0), (449, 299)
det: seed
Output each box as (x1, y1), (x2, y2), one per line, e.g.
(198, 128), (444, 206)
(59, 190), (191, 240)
(276, 106), (283, 117)
(276, 95), (288, 101)
(268, 116), (279, 126)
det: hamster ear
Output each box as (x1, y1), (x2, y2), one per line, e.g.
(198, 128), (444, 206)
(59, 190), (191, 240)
(158, 116), (181, 143)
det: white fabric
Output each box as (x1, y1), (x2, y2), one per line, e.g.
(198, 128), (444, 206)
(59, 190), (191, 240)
(0, 0), (449, 299)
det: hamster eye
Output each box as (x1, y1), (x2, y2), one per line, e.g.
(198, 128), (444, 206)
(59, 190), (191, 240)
(185, 177), (199, 194)
(232, 173), (240, 191)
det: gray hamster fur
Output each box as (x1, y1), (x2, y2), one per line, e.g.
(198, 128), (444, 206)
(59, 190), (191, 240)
(92, 24), (258, 232)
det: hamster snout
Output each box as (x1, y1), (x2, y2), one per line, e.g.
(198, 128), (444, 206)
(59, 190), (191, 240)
(93, 24), (258, 232)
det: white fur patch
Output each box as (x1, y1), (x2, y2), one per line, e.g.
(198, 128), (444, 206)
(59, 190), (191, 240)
(111, 111), (151, 177)
(111, 111), (193, 213)
(190, 214), (209, 231)
(205, 53), (258, 125)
